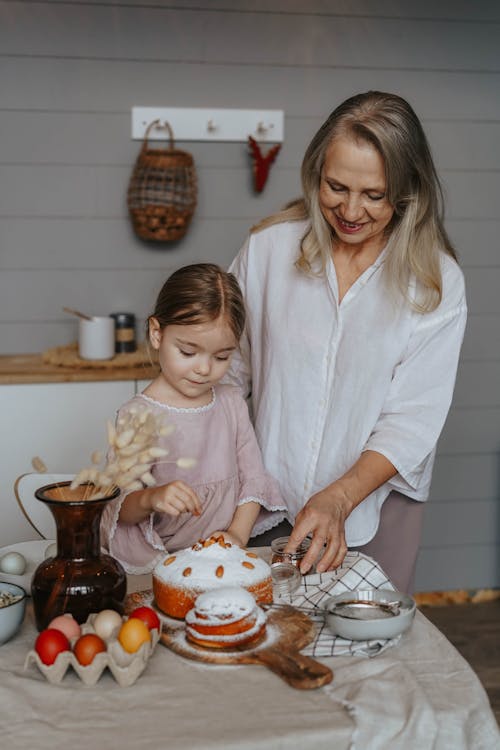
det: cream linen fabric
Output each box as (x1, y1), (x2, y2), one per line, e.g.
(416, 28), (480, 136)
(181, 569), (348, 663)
(226, 221), (467, 546)
(4, 578), (498, 749)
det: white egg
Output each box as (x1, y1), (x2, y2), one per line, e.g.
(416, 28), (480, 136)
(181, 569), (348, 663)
(0, 551), (27, 576)
(93, 609), (123, 639)
(44, 542), (57, 559)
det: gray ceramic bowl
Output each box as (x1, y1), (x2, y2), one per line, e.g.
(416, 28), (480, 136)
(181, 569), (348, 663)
(323, 588), (416, 640)
(0, 581), (27, 645)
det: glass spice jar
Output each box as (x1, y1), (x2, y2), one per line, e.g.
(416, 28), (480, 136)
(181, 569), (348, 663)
(110, 312), (136, 353)
(270, 536), (312, 567)
(31, 481), (127, 631)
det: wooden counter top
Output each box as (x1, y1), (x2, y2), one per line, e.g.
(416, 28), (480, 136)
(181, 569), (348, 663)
(0, 353), (159, 384)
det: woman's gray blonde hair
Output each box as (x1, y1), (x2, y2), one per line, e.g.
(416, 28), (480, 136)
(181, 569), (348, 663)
(252, 91), (457, 313)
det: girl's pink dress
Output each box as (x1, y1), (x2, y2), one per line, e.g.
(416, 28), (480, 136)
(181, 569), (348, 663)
(101, 385), (287, 573)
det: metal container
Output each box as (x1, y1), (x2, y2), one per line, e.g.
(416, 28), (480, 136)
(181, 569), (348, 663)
(110, 312), (136, 353)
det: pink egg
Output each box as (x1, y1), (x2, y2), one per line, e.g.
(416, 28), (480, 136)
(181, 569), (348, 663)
(48, 614), (81, 640)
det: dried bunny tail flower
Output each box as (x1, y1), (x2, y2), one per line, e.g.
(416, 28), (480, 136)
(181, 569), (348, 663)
(70, 469), (90, 489)
(32, 456), (48, 473)
(140, 471), (156, 487)
(117, 442), (146, 457)
(147, 447), (169, 458)
(107, 420), (117, 446)
(138, 447), (169, 463)
(69, 404), (194, 498)
(115, 428), (135, 449)
(176, 457), (197, 469)
(91, 450), (103, 465)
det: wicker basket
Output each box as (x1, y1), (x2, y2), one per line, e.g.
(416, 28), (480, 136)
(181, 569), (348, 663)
(127, 120), (197, 242)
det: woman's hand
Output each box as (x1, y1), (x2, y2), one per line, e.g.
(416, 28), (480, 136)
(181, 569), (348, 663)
(285, 486), (352, 574)
(148, 480), (201, 518)
(284, 451), (398, 574)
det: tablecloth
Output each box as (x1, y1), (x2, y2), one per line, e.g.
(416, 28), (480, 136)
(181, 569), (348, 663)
(1, 555), (499, 750)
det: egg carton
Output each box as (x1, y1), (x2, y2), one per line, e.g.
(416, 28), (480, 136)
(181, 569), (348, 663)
(24, 613), (160, 687)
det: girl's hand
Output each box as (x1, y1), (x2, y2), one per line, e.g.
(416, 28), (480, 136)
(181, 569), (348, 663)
(284, 486), (352, 574)
(148, 480), (201, 518)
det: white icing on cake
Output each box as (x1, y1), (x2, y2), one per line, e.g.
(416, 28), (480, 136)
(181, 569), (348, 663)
(186, 587), (256, 624)
(185, 586), (266, 644)
(153, 540), (271, 591)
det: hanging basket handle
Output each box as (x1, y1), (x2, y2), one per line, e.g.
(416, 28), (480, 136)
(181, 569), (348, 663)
(142, 119), (176, 151)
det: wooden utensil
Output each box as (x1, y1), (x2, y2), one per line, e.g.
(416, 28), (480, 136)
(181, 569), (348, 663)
(63, 307), (93, 321)
(160, 605), (333, 690)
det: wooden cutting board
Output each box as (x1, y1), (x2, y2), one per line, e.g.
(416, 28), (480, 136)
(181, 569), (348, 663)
(160, 605), (333, 690)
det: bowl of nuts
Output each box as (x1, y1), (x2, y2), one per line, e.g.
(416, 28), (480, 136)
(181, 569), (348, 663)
(0, 581), (27, 645)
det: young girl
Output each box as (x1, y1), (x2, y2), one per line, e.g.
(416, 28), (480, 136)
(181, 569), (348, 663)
(101, 263), (286, 573)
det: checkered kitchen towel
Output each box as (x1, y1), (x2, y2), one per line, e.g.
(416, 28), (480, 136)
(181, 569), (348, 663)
(279, 551), (400, 657)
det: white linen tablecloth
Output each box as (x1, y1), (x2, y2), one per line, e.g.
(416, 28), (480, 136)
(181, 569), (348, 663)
(1, 554), (499, 750)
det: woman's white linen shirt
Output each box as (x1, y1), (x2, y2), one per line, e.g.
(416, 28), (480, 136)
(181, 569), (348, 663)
(226, 221), (467, 546)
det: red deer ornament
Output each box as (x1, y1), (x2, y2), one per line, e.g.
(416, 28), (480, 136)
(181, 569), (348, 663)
(248, 136), (281, 193)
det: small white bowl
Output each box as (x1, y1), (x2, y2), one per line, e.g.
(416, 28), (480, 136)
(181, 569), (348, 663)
(324, 588), (416, 641)
(0, 581), (27, 645)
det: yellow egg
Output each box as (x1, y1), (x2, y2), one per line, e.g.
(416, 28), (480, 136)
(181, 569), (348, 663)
(118, 617), (151, 653)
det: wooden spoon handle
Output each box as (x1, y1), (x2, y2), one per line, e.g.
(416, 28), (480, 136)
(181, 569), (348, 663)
(254, 647), (333, 690)
(63, 307), (93, 321)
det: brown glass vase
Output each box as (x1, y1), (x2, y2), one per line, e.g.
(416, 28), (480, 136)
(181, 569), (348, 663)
(31, 481), (127, 631)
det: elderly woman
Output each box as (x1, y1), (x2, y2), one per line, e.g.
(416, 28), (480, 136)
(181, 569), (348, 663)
(227, 91), (467, 593)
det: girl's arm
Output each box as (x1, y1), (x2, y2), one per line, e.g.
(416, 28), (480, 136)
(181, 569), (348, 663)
(119, 481), (201, 524)
(212, 501), (261, 547)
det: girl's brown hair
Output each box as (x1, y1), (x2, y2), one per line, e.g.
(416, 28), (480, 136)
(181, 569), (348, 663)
(150, 263), (246, 342)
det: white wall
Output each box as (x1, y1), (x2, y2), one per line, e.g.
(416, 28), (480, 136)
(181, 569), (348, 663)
(1, 0), (499, 590)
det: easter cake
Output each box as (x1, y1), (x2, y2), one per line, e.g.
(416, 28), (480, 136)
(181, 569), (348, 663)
(152, 535), (273, 619)
(185, 587), (267, 650)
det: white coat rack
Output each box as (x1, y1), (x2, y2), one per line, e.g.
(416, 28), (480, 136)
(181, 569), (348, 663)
(132, 107), (284, 143)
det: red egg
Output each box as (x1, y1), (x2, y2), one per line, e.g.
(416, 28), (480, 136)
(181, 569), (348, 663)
(35, 628), (70, 665)
(73, 633), (107, 666)
(128, 605), (161, 632)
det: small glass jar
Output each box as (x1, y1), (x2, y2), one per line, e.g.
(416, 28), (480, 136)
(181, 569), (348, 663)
(271, 562), (301, 599)
(270, 536), (312, 567)
(110, 312), (136, 353)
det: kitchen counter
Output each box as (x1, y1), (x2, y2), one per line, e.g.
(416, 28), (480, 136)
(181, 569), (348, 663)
(0, 353), (159, 385)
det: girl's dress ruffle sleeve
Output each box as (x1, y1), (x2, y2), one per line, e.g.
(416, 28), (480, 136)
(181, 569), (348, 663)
(101, 490), (166, 574)
(229, 387), (288, 536)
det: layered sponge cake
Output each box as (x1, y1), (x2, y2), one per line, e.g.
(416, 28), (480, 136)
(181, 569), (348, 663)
(152, 535), (273, 619)
(185, 587), (267, 650)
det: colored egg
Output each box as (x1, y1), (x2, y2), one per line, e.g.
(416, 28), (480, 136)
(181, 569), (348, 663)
(0, 551), (27, 576)
(48, 613), (81, 640)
